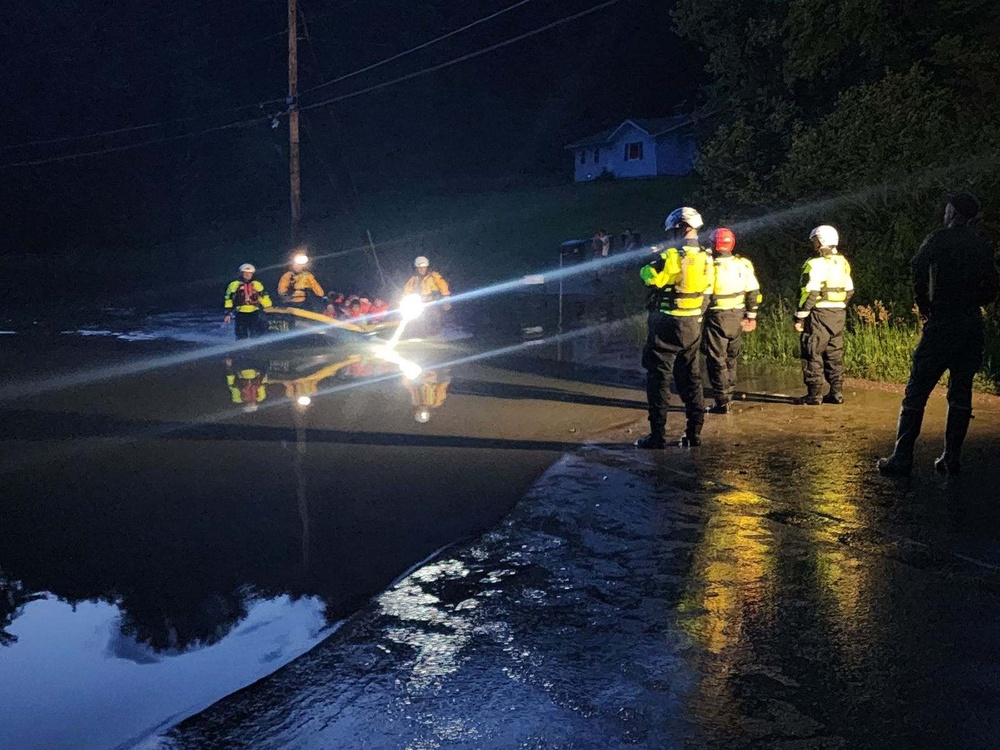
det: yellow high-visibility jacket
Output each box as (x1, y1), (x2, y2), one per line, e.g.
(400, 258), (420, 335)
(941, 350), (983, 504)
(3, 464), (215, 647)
(278, 271), (325, 304)
(405, 370), (450, 408)
(404, 271), (451, 300)
(224, 279), (273, 313)
(640, 243), (712, 317)
(226, 368), (268, 403)
(709, 254), (762, 317)
(796, 253), (854, 318)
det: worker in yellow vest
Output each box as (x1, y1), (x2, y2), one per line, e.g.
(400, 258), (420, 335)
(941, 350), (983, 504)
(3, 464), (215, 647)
(277, 253), (326, 311)
(223, 264), (273, 339)
(795, 225), (854, 405)
(703, 227), (762, 413)
(637, 206), (712, 449)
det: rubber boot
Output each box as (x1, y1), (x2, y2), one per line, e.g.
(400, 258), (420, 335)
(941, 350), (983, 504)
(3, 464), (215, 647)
(877, 407), (924, 476)
(797, 388), (823, 406)
(636, 421), (667, 450)
(935, 407), (972, 475)
(681, 413), (704, 447)
(706, 399), (731, 415)
(823, 385), (844, 405)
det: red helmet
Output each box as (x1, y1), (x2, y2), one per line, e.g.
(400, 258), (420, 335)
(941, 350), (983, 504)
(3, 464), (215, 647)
(712, 228), (736, 254)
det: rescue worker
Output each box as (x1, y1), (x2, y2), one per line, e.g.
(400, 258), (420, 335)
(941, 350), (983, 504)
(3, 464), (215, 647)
(637, 206), (712, 449)
(795, 225), (854, 405)
(702, 227), (762, 413)
(878, 193), (999, 476)
(277, 253), (326, 311)
(405, 256), (451, 334)
(224, 263), (273, 339)
(404, 256), (451, 305)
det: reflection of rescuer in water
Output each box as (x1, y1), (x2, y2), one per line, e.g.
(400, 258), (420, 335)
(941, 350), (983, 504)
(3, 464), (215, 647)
(794, 225), (854, 405)
(702, 228), (762, 414)
(878, 193), (1000, 476)
(277, 253), (326, 311)
(223, 263), (273, 339)
(225, 358), (268, 407)
(637, 206), (712, 449)
(404, 369), (451, 423)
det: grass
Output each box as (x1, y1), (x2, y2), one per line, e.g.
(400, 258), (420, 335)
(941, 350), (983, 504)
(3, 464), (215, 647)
(0, 176), (698, 322)
(743, 299), (1000, 393)
(621, 293), (999, 394)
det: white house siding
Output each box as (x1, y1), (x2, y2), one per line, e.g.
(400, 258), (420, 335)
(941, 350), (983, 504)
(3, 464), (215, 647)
(606, 123), (657, 179)
(569, 119), (697, 182)
(573, 145), (610, 182)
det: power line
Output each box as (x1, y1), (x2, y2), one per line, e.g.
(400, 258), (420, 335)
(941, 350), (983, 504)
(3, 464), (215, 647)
(0, 0), (626, 168)
(301, 0), (626, 112)
(1, 95), (286, 153)
(299, 0), (535, 95)
(0, 113), (276, 169)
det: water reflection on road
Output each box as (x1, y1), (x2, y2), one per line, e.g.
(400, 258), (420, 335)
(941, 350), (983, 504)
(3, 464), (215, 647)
(0, 335), (640, 750)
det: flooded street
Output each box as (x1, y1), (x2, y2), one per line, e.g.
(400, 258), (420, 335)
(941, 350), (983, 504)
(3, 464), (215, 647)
(3, 316), (1000, 749)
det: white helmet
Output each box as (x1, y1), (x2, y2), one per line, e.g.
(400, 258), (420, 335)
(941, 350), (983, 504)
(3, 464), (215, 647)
(239, 263), (256, 274)
(809, 225), (839, 249)
(664, 207), (704, 231)
(414, 256), (430, 268)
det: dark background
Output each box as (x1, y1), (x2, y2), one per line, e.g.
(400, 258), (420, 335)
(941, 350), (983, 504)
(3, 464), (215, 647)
(0, 0), (701, 257)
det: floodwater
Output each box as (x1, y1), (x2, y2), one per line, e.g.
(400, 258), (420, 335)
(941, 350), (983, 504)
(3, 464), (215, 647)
(3, 311), (1000, 749)
(0, 321), (639, 750)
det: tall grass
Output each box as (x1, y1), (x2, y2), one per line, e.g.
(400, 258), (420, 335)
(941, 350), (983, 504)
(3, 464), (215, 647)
(743, 298), (1000, 393)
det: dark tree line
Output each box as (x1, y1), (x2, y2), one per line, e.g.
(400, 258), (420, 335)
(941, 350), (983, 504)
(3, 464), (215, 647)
(673, 0), (1000, 307)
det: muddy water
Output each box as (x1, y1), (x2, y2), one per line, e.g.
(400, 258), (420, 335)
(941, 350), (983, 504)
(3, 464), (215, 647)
(0, 333), (640, 750)
(154, 329), (1000, 749)
(4, 321), (1000, 749)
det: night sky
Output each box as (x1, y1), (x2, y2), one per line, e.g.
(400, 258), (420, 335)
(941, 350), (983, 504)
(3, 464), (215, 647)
(1, 0), (700, 254)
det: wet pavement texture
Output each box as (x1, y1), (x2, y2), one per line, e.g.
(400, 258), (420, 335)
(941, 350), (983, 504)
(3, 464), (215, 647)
(2, 326), (1000, 749)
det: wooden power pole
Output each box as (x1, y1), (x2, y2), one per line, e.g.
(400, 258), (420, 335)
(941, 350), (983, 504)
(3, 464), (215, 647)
(288, 0), (301, 244)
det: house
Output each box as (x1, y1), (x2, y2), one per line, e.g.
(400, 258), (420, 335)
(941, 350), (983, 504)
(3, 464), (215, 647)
(565, 116), (697, 182)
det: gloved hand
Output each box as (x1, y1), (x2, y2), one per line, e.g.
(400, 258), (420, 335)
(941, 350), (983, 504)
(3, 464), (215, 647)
(741, 317), (757, 333)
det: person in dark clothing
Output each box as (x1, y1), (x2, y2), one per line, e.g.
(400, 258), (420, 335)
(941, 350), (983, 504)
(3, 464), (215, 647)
(878, 193), (1000, 475)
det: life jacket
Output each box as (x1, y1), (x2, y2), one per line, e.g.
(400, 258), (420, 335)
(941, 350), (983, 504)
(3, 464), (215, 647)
(641, 244), (711, 317)
(233, 281), (261, 308)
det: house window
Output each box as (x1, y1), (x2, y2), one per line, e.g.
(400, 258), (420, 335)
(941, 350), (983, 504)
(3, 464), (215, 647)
(579, 151), (586, 165)
(625, 142), (643, 161)
(593, 148), (600, 163)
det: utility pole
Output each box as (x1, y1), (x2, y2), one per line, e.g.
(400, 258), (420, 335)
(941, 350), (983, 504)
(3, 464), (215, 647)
(288, 0), (301, 244)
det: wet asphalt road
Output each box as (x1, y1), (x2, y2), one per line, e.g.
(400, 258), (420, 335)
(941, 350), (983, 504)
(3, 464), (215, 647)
(3, 332), (1000, 749)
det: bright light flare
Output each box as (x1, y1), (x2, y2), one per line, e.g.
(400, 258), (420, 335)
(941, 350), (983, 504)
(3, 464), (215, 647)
(293, 253), (309, 266)
(398, 294), (425, 322)
(296, 395), (312, 407)
(373, 344), (423, 380)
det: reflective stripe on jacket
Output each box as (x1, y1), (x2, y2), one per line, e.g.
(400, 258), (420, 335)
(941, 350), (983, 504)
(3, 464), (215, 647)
(278, 271), (325, 303)
(797, 253), (854, 317)
(404, 271), (451, 300)
(224, 279), (273, 313)
(709, 254), (762, 315)
(640, 244), (712, 317)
